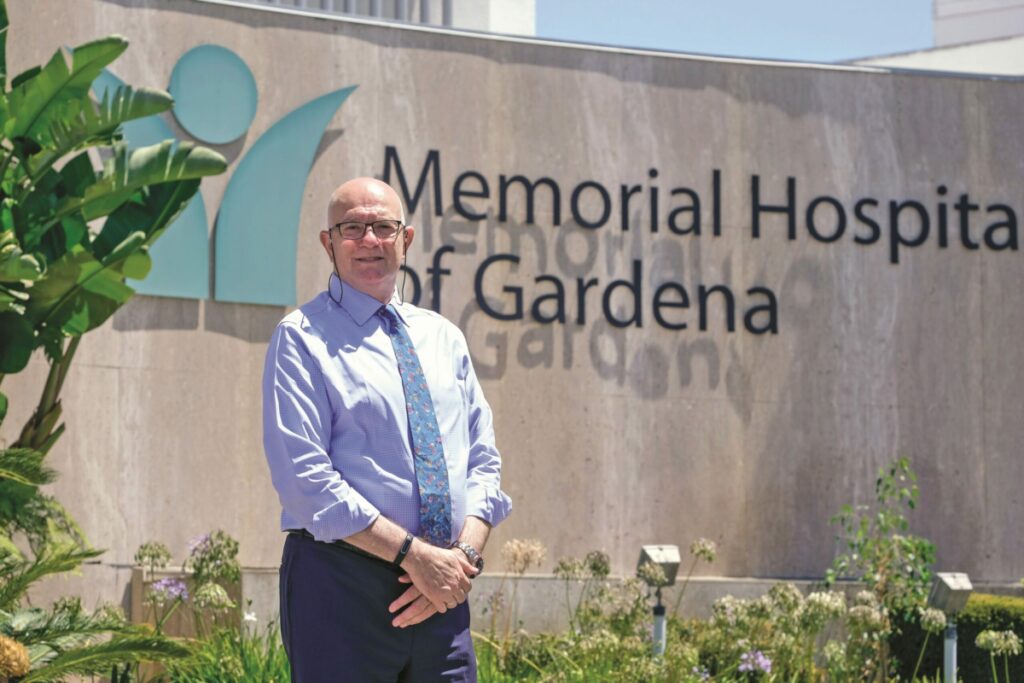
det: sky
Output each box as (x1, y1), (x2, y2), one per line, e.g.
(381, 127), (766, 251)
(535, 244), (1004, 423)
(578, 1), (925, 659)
(535, 0), (934, 64)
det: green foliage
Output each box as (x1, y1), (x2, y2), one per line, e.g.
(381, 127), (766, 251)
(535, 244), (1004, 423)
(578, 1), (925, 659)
(826, 457), (936, 619)
(892, 593), (1024, 682)
(0, 3), (224, 553)
(163, 623), (290, 682)
(184, 530), (241, 585)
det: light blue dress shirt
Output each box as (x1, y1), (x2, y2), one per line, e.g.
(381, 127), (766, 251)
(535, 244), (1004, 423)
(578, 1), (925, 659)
(262, 281), (512, 544)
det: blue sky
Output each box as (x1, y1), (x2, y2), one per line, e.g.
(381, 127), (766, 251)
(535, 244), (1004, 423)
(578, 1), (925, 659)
(535, 0), (934, 63)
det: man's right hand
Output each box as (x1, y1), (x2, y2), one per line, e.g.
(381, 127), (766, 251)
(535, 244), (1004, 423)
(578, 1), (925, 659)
(401, 541), (476, 614)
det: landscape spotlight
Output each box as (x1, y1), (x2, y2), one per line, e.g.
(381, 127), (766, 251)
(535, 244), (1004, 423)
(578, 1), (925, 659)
(927, 572), (973, 683)
(637, 545), (680, 658)
(636, 545), (681, 588)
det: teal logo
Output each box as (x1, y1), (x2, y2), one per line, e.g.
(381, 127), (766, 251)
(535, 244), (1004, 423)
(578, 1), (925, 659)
(95, 45), (355, 306)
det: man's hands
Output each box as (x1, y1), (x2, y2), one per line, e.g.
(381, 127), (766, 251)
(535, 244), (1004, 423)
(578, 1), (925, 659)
(389, 543), (476, 627)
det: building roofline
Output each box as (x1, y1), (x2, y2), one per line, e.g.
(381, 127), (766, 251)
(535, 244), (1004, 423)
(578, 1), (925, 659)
(192, 0), (1024, 82)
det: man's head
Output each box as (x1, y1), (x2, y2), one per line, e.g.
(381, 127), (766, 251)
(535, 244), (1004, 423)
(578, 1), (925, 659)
(321, 178), (414, 303)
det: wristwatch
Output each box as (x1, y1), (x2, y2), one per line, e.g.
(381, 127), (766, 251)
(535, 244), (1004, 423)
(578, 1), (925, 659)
(451, 541), (484, 573)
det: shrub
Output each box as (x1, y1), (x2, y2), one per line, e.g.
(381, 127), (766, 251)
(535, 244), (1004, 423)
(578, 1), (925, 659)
(891, 592), (1024, 681)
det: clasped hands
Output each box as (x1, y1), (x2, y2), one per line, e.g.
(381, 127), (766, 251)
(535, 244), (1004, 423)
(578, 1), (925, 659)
(388, 541), (477, 628)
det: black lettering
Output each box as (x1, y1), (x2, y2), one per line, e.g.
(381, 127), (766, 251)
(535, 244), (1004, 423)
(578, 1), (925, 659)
(452, 171), (489, 221)
(570, 180), (612, 229)
(474, 254), (522, 321)
(648, 168), (659, 233)
(888, 200), (930, 264)
(744, 287), (778, 334)
(620, 184), (641, 231)
(602, 260), (643, 328)
(751, 175), (796, 239)
(805, 196), (846, 243)
(668, 188), (701, 236)
(955, 193), (980, 250)
(698, 284), (735, 332)
(498, 175), (561, 225)
(853, 198), (881, 245)
(984, 204), (1019, 251)
(382, 146), (442, 216)
(652, 282), (690, 330)
(531, 275), (567, 324)
(575, 277), (599, 325)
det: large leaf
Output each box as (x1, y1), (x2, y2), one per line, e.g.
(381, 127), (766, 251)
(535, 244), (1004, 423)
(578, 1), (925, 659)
(25, 85), (174, 180)
(0, 448), (55, 487)
(51, 140), (224, 227)
(22, 635), (192, 682)
(93, 178), (199, 259)
(0, 545), (103, 612)
(0, 310), (33, 372)
(4, 36), (128, 144)
(25, 245), (134, 338)
(0, 229), (43, 282)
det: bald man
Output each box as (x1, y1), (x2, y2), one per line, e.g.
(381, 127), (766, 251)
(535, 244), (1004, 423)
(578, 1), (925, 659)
(262, 178), (511, 682)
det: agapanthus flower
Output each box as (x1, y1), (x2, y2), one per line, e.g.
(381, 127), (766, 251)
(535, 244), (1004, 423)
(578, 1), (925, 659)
(689, 538), (717, 563)
(738, 649), (772, 674)
(148, 577), (189, 604)
(193, 582), (236, 610)
(918, 607), (946, 635)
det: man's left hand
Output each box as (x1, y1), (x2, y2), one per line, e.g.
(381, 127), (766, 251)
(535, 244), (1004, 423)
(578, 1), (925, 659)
(389, 551), (471, 628)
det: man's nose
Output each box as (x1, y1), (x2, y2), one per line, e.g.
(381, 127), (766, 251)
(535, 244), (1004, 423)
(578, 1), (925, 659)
(355, 226), (382, 245)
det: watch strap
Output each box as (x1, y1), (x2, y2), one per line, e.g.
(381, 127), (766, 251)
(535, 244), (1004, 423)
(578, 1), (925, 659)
(393, 532), (414, 567)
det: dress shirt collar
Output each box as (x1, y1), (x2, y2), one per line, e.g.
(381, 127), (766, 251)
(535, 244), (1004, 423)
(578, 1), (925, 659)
(336, 281), (408, 327)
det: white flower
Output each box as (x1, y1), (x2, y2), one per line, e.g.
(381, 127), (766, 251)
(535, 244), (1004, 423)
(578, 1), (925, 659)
(244, 611), (258, 623)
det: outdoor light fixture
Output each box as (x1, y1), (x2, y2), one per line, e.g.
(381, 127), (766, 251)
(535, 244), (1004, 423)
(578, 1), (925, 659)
(927, 572), (973, 683)
(637, 545), (681, 657)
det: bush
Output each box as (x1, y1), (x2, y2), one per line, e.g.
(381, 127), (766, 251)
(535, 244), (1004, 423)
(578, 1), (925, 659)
(891, 592), (1024, 681)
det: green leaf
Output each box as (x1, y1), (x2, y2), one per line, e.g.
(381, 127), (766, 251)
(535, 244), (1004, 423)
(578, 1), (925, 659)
(0, 448), (55, 487)
(51, 140), (224, 227)
(0, 230), (43, 282)
(4, 36), (128, 144)
(22, 635), (192, 682)
(0, 389), (7, 423)
(95, 178), (199, 260)
(26, 85), (173, 178)
(0, 545), (103, 612)
(0, 310), (34, 372)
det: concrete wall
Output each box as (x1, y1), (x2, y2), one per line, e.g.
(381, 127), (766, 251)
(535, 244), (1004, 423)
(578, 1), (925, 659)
(5, 0), (1024, 618)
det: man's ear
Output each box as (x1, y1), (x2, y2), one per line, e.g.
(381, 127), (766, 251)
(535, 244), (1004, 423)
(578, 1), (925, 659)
(319, 230), (333, 260)
(403, 225), (416, 252)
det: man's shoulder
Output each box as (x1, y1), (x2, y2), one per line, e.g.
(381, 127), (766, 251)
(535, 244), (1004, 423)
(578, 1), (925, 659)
(275, 292), (334, 336)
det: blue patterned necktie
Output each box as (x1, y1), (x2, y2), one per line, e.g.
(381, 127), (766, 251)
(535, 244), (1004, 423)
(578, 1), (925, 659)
(379, 305), (453, 546)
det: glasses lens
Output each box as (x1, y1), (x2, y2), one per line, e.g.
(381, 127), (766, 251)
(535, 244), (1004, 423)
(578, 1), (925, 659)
(372, 220), (401, 239)
(338, 223), (367, 239)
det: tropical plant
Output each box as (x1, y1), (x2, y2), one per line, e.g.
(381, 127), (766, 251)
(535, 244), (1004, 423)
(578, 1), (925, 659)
(0, 0), (226, 555)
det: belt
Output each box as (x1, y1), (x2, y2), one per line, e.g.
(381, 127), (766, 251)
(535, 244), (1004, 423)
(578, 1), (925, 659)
(286, 529), (395, 568)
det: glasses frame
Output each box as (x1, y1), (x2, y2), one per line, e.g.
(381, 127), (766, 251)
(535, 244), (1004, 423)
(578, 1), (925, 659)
(330, 219), (406, 241)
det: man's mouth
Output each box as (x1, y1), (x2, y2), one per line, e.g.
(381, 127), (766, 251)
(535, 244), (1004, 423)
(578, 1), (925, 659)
(355, 256), (384, 262)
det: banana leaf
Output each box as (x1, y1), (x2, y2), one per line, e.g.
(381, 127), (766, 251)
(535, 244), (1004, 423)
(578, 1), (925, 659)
(0, 448), (54, 487)
(4, 36), (127, 144)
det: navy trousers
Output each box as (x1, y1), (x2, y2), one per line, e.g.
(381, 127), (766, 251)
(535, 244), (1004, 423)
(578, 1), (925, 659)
(279, 533), (477, 682)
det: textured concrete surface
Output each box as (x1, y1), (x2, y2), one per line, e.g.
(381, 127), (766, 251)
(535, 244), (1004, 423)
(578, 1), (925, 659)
(5, 0), (1023, 623)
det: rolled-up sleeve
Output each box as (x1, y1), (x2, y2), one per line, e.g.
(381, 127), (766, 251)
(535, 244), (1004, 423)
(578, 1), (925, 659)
(460, 345), (512, 527)
(262, 323), (380, 541)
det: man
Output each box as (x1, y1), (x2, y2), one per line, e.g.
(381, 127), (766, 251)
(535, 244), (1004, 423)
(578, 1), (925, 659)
(262, 178), (512, 682)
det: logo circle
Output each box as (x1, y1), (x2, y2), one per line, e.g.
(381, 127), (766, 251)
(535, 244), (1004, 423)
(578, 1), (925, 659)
(168, 45), (258, 144)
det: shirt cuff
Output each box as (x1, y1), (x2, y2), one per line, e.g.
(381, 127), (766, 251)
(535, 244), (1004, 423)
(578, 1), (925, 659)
(306, 488), (381, 542)
(465, 483), (512, 528)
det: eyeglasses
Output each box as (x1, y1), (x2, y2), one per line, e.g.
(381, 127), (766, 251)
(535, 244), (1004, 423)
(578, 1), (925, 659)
(331, 219), (405, 241)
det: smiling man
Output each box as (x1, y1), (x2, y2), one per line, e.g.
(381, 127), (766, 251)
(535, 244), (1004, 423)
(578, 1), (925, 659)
(262, 178), (512, 682)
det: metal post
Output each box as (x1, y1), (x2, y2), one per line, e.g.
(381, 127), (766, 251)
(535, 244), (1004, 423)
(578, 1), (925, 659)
(342, 0), (354, 13)
(396, 0), (408, 20)
(652, 589), (666, 658)
(419, 0), (430, 24)
(441, 0), (452, 27)
(944, 620), (957, 683)
(369, 0), (381, 18)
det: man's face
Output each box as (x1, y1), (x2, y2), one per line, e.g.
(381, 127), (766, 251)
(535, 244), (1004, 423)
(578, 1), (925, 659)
(321, 179), (414, 303)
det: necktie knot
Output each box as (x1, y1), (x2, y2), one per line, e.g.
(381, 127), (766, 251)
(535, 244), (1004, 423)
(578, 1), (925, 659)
(379, 304), (400, 329)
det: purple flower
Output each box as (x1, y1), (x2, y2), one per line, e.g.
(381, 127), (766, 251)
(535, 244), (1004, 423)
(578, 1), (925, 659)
(188, 533), (211, 554)
(738, 650), (772, 674)
(150, 577), (189, 602)
(691, 665), (711, 681)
